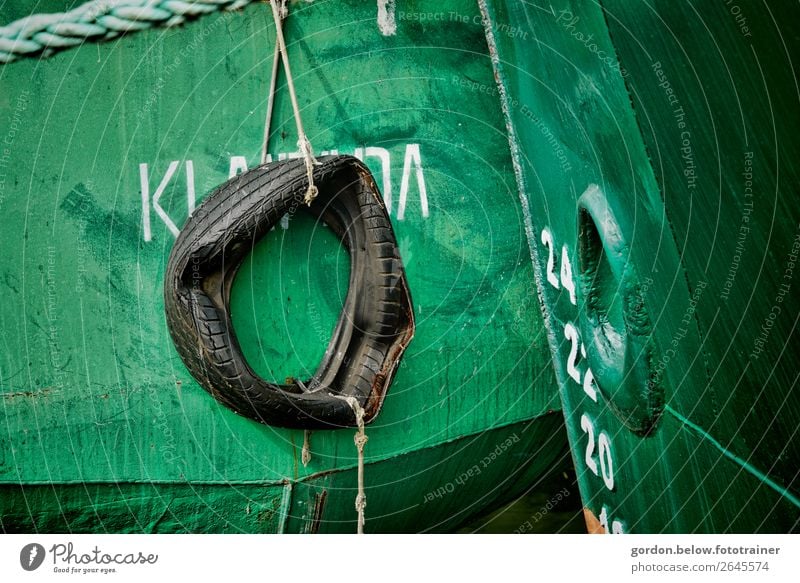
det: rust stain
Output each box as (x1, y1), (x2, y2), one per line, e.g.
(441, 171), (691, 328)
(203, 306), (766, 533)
(308, 490), (328, 534)
(2, 388), (54, 400)
(583, 507), (606, 534)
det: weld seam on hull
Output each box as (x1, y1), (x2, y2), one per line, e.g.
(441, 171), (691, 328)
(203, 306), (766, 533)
(666, 405), (800, 509)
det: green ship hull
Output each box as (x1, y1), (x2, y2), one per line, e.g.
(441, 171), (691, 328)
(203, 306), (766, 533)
(2, 0), (798, 534)
(483, 0), (799, 532)
(0, 0), (568, 533)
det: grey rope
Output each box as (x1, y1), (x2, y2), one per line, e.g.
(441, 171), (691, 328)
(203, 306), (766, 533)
(0, 0), (257, 64)
(267, 0), (319, 205)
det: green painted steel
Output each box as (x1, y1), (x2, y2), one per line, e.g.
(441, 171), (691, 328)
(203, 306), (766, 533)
(0, 1), (568, 532)
(483, 0), (799, 532)
(1, 417), (564, 533)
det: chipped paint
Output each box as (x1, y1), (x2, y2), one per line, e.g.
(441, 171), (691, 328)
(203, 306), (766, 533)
(377, 0), (396, 36)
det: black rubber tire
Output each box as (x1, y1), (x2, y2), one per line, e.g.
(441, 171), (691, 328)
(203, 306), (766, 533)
(164, 156), (415, 429)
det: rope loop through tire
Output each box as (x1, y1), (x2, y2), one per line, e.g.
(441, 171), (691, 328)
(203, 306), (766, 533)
(164, 156), (415, 429)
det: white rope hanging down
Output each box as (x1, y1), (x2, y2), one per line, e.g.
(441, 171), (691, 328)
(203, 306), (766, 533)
(267, 0), (319, 205)
(335, 395), (369, 534)
(352, 402), (369, 535)
(301, 429), (312, 467)
(0, 0), (257, 64)
(260, 0), (286, 165)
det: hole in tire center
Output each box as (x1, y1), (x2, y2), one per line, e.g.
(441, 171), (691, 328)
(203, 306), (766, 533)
(578, 208), (626, 363)
(230, 212), (350, 384)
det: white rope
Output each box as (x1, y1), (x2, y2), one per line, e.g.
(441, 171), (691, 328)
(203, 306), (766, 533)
(260, 0), (286, 165)
(301, 429), (312, 467)
(334, 395), (368, 534)
(354, 412), (368, 535)
(0, 0), (257, 64)
(267, 0), (319, 205)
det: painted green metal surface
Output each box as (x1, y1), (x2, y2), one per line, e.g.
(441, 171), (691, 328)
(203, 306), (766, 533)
(483, 0), (799, 532)
(1, 417), (564, 533)
(0, 1), (568, 532)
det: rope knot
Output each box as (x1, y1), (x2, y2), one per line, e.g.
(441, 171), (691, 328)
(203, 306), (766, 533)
(332, 394), (368, 533)
(277, 2), (288, 19)
(298, 136), (319, 205)
(303, 184), (319, 206)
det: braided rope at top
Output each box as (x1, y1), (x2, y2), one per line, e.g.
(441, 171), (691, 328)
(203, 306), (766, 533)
(0, 0), (257, 64)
